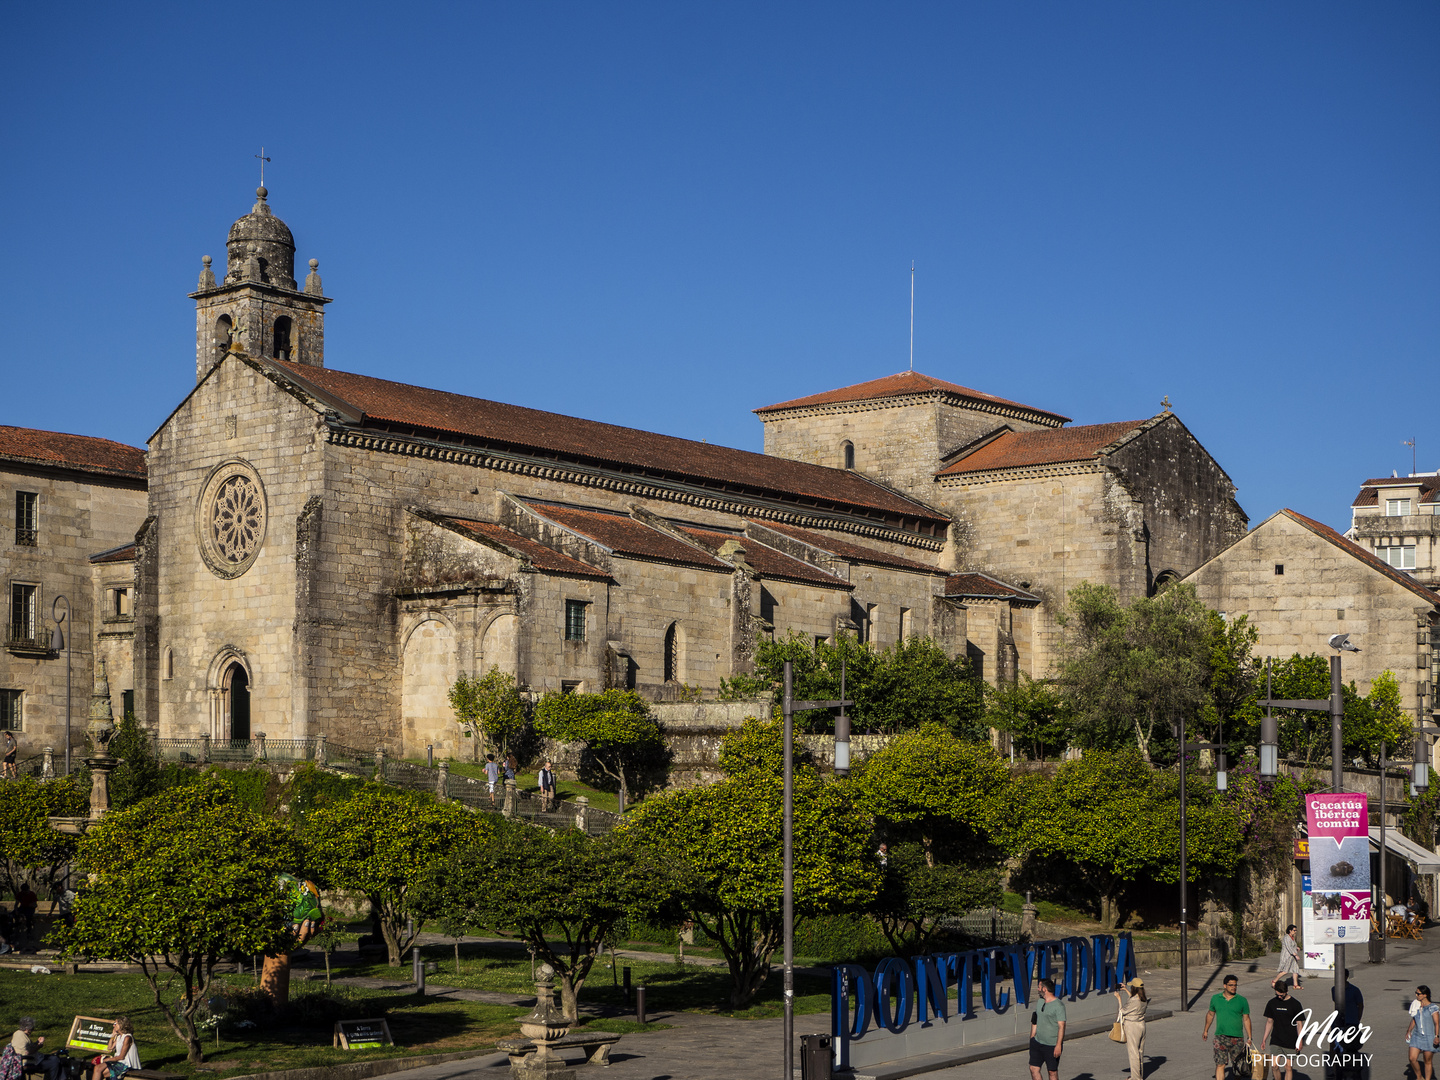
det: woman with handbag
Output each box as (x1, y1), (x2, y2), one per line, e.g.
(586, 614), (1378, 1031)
(1112, 977), (1148, 1077)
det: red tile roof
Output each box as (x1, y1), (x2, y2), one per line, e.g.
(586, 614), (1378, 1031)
(0, 426), (146, 481)
(751, 521), (945, 574)
(754, 371), (1070, 424)
(89, 543), (137, 565)
(1282, 510), (1440, 607)
(523, 503), (732, 572)
(1352, 477), (1438, 508)
(678, 527), (852, 589)
(943, 573), (1039, 601)
(269, 361), (946, 527)
(441, 518), (612, 580)
(936, 419), (1149, 476)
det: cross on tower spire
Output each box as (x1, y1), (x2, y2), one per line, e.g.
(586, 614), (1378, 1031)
(255, 147), (271, 188)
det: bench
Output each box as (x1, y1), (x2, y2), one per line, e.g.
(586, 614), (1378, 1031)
(496, 1030), (622, 1067)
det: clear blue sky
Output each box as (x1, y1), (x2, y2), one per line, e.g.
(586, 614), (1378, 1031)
(3, 3), (1436, 533)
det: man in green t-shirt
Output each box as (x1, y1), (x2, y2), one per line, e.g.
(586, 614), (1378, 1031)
(1201, 974), (1252, 1080)
(1028, 977), (1066, 1080)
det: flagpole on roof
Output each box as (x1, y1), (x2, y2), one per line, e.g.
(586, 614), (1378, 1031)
(909, 261), (915, 372)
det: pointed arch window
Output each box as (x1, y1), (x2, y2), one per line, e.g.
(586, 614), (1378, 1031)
(842, 441), (855, 470)
(663, 622), (680, 684)
(273, 316), (293, 361)
(214, 314), (233, 364)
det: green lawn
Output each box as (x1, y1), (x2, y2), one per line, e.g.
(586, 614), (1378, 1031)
(998, 889), (1098, 927)
(400, 760), (623, 814)
(1, 969), (531, 1077)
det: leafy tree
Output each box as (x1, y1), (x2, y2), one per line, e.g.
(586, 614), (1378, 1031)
(532, 689), (661, 812)
(304, 787), (481, 965)
(626, 744), (878, 1007)
(721, 632), (986, 739)
(715, 714), (805, 778)
(1057, 582), (1214, 760)
(51, 781), (298, 1063)
(0, 776), (85, 904)
(1198, 611), (1261, 745)
(449, 666), (527, 762)
(109, 710), (163, 809)
(985, 674), (1070, 760)
(870, 840), (1001, 956)
(418, 820), (680, 1019)
(1249, 655), (1412, 769)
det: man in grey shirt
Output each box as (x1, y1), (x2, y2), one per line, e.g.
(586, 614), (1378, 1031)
(1029, 977), (1066, 1080)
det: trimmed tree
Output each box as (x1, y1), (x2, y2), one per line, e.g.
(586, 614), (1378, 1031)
(0, 775), (85, 905)
(50, 780), (298, 1064)
(627, 718), (879, 1008)
(449, 666), (527, 762)
(304, 787), (482, 965)
(532, 689), (661, 812)
(418, 819), (679, 1019)
(870, 841), (1000, 956)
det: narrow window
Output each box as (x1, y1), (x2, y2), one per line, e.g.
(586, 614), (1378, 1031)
(121, 689), (134, 718)
(561, 680), (582, 695)
(565, 599), (587, 642)
(214, 314), (233, 363)
(842, 441), (855, 470)
(663, 623), (679, 683)
(899, 606), (912, 641)
(1274, 564), (1284, 576)
(163, 647), (174, 681)
(273, 315), (293, 360)
(0, 688), (21, 731)
(14, 492), (37, 546)
(1386, 498), (1412, 517)
(9, 584), (37, 645)
(865, 603), (878, 644)
(966, 642), (985, 682)
(110, 587), (131, 618)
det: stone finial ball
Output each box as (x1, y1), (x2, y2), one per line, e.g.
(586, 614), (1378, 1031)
(202, 255), (212, 266)
(537, 962), (555, 980)
(309, 259), (319, 270)
(256, 186), (268, 199)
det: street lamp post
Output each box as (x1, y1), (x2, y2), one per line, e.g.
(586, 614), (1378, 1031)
(49, 595), (72, 775)
(1176, 725), (1226, 1012)
(780, 660), (851, 1080)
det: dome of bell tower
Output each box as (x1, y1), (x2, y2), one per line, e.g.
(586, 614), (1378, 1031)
(224, 187), (297, 290)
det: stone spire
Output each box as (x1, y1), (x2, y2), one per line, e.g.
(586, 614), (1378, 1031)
(87, 659), (116, 756)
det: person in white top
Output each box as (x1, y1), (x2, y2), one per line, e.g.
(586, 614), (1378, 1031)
(90, 1017), (140, 1080)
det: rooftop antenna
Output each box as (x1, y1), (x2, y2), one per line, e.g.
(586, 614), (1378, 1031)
(1404, 436), (1416, 476)
(909, 261), (915, 372)
(255, 147), (271, 188)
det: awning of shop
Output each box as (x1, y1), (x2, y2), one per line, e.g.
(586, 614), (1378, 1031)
(1368, 827), (1440, 874)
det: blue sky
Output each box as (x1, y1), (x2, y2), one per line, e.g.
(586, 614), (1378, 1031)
(2, 3), (1436, 533)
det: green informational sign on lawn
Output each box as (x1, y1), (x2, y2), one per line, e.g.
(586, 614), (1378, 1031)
(67, 1016), (114, 1052)
(333, 1018), (393, 1050)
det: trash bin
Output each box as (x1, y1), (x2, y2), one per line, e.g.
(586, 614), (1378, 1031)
(1368, 935), (1385, 963)
(800, 1033), (832, 1080)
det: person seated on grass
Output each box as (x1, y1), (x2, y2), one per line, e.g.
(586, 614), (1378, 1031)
(90, 1017), (140, 1080)
(7, 1017), (61, 1080)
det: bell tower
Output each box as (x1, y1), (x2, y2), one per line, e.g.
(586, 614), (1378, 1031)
(189, 187), (331, 382)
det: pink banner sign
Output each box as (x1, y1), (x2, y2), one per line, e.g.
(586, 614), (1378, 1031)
(1304, 793), (1371, 943)
(1306, 793), (1367, 842)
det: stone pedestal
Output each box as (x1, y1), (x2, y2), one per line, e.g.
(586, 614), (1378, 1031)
(512, 964), (575, 1079)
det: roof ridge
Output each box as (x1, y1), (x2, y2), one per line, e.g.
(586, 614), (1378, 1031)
(1281, 509), (1440, 607)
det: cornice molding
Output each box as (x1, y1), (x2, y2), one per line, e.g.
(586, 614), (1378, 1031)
(326, 424), (946, 553)
(757, 391), (1064, 429)
(936, 460), (1103, 487)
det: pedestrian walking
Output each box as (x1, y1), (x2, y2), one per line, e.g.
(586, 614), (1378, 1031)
(1028, 977), (1065, 1080)
(15, 882), (38, 936)
(1111, 977), (1147, 1077)
(538, 760), (557, 810)
(1407, 985), (1440, 1080)
(1273, 924), (1302, 989)
(1201, 973), (1252, 1080)
(1260, 978), (1304, 1080)
(484, 753), (500, 806)
(1, 730), (16, 778)
(504, 753), (517, 783)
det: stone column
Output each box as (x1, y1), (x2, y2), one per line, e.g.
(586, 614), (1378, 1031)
(437, 761), (450, 801)
(316, 733), (328, 765)
(374, 748), (387, 781)
(574, 796), (589, 834)
(1021, 891), (1039, 941)
(503, 778), (518, 818)
(198, 732), (211, 765)
(254, 732), (268, 761)
(41, 747), (54, 779)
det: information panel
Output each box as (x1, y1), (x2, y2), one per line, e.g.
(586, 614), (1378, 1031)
(1304, 793), (1371, 945)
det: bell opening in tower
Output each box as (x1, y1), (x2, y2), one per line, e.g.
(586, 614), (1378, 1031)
(273, 315), (293, 361)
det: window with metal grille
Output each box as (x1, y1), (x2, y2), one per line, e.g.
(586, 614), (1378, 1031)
(565, 600), (587, 642)
(664, 623), (678, 683)
(0, 689), (20, 730)
(9, 584), (38, 645)
(15, 492), (37, 546)
(1386, 498), (1412, 517)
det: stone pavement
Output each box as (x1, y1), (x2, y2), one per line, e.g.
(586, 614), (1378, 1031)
(378, 932), (1438, 1080)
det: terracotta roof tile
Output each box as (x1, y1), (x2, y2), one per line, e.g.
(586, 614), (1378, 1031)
(269, 361), (945, 527)
(751, 521), (945, 575)
(937, 419), (1149, 476)
(1282, 510), (1439, 607)
(89, 543), (137, 565)
(1352, 477), (1438, 507)
(754, 371), (1069, 424)
(943, 573), (1039, 601)
(0, 426), (146, 480)
(523, 503), (732, 572)
(678, 527), (852, 589)
(442, 518), (611, 580)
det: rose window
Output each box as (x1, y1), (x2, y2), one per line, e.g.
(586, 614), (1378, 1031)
(211, 475), (263, 563)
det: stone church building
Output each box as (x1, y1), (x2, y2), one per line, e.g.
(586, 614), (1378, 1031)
(90, 188), (1241, 760)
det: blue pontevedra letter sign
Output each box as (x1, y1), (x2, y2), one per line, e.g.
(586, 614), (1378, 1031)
(830, 933), (1137, 1069)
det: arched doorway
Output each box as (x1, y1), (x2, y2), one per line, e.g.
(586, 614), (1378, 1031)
(401, 618), (458, 759)
(225, 663), (251, 740)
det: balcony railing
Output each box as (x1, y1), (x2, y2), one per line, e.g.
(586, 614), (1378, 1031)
(14, 528), (37, 547)
(4, 624), (49, 655)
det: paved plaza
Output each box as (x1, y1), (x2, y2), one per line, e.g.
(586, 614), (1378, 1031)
(381, 932), (1438, 1080)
